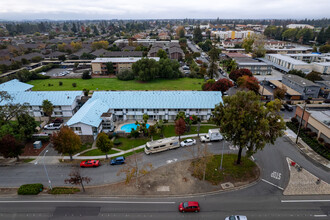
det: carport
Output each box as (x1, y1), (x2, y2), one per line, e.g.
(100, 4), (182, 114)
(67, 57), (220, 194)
(269, 80), (301, 100)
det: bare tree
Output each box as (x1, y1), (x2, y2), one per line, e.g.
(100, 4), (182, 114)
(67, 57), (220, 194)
(187, 144), (213, 181)
(117, 152), (152, 188)
(65, 167), (91, 192)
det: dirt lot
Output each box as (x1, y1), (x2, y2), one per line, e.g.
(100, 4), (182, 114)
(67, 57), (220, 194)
(85, 159), (260, 196)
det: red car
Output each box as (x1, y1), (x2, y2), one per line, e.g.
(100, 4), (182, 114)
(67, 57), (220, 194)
(80, 160), (101, 168)
(178, 201), (200, 213)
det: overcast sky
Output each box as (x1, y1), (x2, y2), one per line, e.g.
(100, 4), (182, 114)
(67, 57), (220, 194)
(0, 0), (329, 20)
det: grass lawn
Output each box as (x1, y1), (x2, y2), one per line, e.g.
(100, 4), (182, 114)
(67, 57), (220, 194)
(115, 137), (149, 151)
(80, 149), (119, 156)
(28, 78), (204, 91)
(48, 187), (80, 194)
(22, 158), (35, 163)
(111, 148), (145, 159)
(192, 154), (258, 185)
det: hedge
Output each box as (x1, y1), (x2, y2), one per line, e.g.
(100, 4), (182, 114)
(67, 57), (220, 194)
(286, 122), (330, 160)
(17, 183), (43, 195)
(48, 187), (80, 194)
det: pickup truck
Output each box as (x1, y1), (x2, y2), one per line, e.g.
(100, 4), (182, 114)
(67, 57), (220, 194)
(44, 123), (62, 130)
(200, 129), (223, 142)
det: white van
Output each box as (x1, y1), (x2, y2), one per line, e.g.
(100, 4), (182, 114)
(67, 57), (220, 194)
(144, 137), (180, 155)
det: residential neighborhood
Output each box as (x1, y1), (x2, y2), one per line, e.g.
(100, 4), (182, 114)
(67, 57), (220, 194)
(0, 1), (330, 219)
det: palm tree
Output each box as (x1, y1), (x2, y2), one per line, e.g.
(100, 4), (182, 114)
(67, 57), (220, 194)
(42, 99), (54, 123)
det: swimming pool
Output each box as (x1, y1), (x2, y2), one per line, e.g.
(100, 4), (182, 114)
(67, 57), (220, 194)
(120, 123), (150, 133)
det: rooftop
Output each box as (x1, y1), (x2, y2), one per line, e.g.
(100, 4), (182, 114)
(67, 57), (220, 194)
(266, 54), (310, 65)
(0, 79), (34, 92)
(284, 74), (319, 87)
(92, 57), (160, 63)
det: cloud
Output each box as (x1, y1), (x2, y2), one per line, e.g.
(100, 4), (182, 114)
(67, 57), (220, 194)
(0, 0), (329, 20)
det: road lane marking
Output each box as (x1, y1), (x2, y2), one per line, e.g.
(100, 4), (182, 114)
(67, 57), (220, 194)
(261, 179), (284, 190)
(281, 200), (330, 203)
(0, 200), (176, 204)
(314, 215), (328, 217)
(271, 171), (282, 180)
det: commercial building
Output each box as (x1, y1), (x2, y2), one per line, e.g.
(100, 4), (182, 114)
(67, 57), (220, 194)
(295, 104), (330, 144)
(264, 54), (312, 74)
(91, 57), (160, 75)
(282, 74), (320, 99)
(67, 91), (223, 141)
(286, 24), (314, 29)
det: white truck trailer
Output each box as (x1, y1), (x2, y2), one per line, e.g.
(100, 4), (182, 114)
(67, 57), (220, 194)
(200, 129), (223, 142)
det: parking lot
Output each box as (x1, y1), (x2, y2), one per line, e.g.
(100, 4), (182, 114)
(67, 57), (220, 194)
(44, 68), (85, 78)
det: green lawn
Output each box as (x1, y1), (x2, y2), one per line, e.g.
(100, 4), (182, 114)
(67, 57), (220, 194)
(28, 78), (204, 91)
(80, 149), (119, 156)
(115, 137), (149, 151)
(192, 154), (258, 185)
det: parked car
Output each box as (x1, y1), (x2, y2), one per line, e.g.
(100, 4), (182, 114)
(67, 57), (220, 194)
(283, 103), (293, 111)
(80, 160), (101, 168)
(52, 118), (63, 124)
(280, 105), (285, 111)
(270, 84), (276, 89)
(180, 139), (196, 147)
(44, 123), (62, 130)
(178, 201), (200, 213)
(110, 156), (125, 165)
(225, 215), (247, 220)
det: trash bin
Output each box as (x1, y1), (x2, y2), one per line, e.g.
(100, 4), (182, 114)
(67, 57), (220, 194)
(33, 141), (42, 149)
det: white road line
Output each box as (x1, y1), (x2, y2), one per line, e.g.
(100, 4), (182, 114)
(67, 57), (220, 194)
(0, 200), (176, 204)
(261, 179), (284, 190)
(314, 215), (328, 217)
(281, 200), (330, 203)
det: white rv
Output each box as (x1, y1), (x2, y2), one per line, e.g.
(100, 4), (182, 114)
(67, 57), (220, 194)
(144, 137), (180, 155)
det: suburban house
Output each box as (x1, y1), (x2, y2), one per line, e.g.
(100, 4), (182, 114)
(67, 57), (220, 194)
(282, 74), (321, 99)
(295, 104), (330, 144)
(67, 91), (223, 141)
(91, 57), (160, 75)
(0, 80), (83, 118)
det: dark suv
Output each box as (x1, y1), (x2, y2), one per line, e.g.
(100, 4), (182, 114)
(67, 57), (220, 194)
(110, 156), (125, 165)
(283, 104), (293, 111)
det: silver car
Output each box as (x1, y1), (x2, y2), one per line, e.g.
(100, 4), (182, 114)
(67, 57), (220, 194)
(180, 139), (196, 147)
(225, 215), (247, 220)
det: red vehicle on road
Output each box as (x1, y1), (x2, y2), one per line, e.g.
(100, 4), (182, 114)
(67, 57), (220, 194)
(178, 201), (200, 213)
(80, 160), (101, 168)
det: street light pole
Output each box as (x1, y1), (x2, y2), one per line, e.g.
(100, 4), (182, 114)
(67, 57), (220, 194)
(296, 102), (307, 144)
(42, 150), (52, 190)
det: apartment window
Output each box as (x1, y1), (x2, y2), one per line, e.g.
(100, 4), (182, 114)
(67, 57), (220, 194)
(73, 127), (81, 131)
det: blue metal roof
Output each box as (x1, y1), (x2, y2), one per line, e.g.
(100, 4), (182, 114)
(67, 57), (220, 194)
(67, 98), (109, 127)
(0, 91), (82, 106)
(0, 79), (34, 92)
(91, 91), (223, 109)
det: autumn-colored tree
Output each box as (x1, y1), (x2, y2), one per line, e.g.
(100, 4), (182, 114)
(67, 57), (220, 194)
(273, 85), (287, 100)
(0, 134), (24, 161)
(242, 35), (254, 53)
(52, 126), (81, 160)
(96, 132), (113, 159)
(148, 125), (157, 141)
(213, 91), (285, 164)
(65, 167), (91, 192)
(176, 26), (186, 38)
(229, 68), (253, 82)
(57, 43), (67, 52)
(92, 40), (109, 50)
(70, 41), (82, 52)
(237, 75), (260, 93)
(175, 118), (186, 141)
(202, 78), (233, 93)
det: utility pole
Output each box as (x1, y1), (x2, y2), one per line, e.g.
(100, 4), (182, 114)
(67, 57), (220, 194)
(219, 139), (225, 170)
(296, 102), (307, 144)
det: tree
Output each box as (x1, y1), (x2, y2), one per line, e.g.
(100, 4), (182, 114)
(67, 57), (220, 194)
(132, 58), (159, 81)
(0, 92), (29, 125)
(82, 70), (91, 79)
(229, 68), (253, 82)
(0, 134), (24, 161)
(305, 71), (322, 82)
(176, 26), (185, 38)
(203, 78), (233, 92)
(16, 113), (37, 141)
(70, 41), (82, 52)
(105, 62), (114, 74)
(287, 69), (305, 78)
(242, 35), (254, 53)
(237, 75), (260, 93)
(156, 49), (168, 59)
(212, 91), (285, 164)
(193, 26), (203, 43)
(158, 58), (180, 79)
(208, 60), (219, 79)
(58, 54), (66, 61)
(148, 125), (157, 141)
(96, 132), (113, 159)
(92, 40), (109, 50)
(117, 151), (152, 187)
(42, 99), (53, 122)
(208, 47), (220, 61)
(65, 167), (91, 192)
(319, 44), (330, 53)
(252, 34), (266, 58)
(71, 23), (77, 33)
(52, 126), (81, 160)
(317, 28), (326, 45)
(175, 118), (186, 141)
(273, 85), (287, 100)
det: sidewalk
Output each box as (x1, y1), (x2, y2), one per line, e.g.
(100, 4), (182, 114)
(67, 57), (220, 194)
(62, 133), (207, 160)
(285, 129), (330, 169)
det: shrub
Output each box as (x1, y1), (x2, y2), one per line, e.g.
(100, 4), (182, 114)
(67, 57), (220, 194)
(82, 70), (91, 79)
(113, 139), (122, 145)
(318, 137), (324, 143)
(291, 117), (298, 125)
(303, 127), (311, 132)
(18, 183), (43, 195)
(325, 143), (330, 149)
(83, 88), (89, 96)
(130, 129), (140, 138)
(72, 83), (77, 87)
(59, 81), (63, 86)
(117, 69), (135, 81)
(308, 132), (317, 138)
(48, 187), (80, 194)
